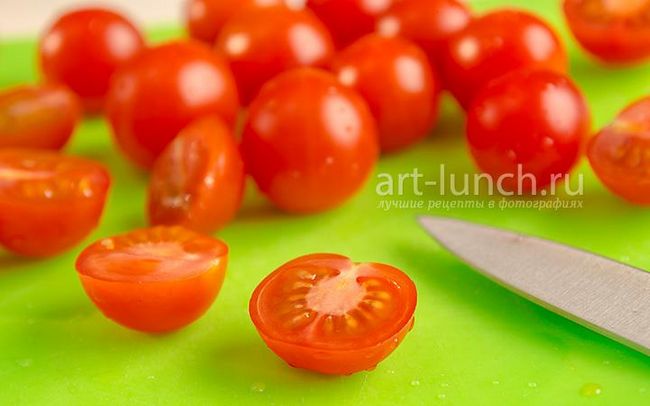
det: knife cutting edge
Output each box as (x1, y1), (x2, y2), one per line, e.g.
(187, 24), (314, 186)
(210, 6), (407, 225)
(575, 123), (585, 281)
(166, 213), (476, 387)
(418, 215), (650, 356)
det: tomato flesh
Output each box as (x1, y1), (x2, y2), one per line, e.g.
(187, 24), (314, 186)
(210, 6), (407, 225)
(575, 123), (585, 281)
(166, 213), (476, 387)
(0, 149), (110, 257)
(107, 41), (240, 168)
(307, 0), (396, 48)
(376, 0), (472, 71)
(0, 84), (80, 150)
(331, 34), (440, 153)
(148, 116), (245, 233)
(39, 8), (145, 112)
(564, 0), (650, 63)
(215, 5), (335, 104)
(588, 97), (650, 204)
(241, 68), (378, 213)
(249, 253), (417, 375)
(76, 226), (228, 333)
(441, 9), (567, 109)
(466, 70), (590, 192)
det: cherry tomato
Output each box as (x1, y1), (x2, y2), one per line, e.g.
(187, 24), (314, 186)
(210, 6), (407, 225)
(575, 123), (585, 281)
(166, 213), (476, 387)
(76, 226), (227, 333)
(307, 0), (395, 48)
(250, 253), (417, 375)
(563, 0), (650, 63)
(0, 149), (110, 257)
(376, 0), (472, 71)
(39, 8), (145, 112)
(0, 83), (80, 150)
(332, 34), (440, 153)
(466, 70), (590, 192)
(588, 97), (650, 204)
(148, 116), (245, 233)
(106, 41), (240, 168)
(215, 5), (335, 104)
(241, 68), (378, 213)
(186, 0), (283, 44)
(441, 9), (567, 109)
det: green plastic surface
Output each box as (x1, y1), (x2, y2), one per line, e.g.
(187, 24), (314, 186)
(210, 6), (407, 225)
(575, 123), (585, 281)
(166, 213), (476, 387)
(2, 1), (650, 404)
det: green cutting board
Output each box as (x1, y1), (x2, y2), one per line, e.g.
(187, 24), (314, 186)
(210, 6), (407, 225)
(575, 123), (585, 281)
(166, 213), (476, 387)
(2, 1), (650, 404)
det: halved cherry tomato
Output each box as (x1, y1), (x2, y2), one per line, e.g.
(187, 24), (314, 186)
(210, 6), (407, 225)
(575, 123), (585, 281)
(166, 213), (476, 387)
(215, 5), (335, 104)
(588, 97), (650, 204)
(241, 68), (378, 213)
(467, 70), (590, 192)
(332, 34), (440, 153)
(441, 9), (567, 109)
(307, 0), (395, 48)
(106, 41), (240, 168)
(0, 149), (110, 257)
(39, 8), (145, 112)
(564, 0), (650, 64)
(376, 0), (472, 71)
(186, 0), (282, 44)
(0, 83), (80, 150)
(76, 226), (227, 333)
(250, 253), (417, 375)
(148, 116), (245, 233)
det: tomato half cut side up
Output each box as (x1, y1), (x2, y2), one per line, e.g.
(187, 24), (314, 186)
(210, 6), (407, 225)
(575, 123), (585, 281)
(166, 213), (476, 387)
(76, 226), (228, 333)
(0, 149), (110, 257)
(563, 0), (650, 63)
(588, 96), (650, 204)
(249, 253), (417, 375)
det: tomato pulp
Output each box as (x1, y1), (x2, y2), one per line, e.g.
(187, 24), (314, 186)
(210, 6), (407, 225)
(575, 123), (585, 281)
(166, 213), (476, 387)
(148, 116), (245, 233)
(241, 68), (378, 213)
(0, 149), (110, 257)
(249, 253), (417, 375)
(588, 96), (650, 204)
(76, 226), (228, 333)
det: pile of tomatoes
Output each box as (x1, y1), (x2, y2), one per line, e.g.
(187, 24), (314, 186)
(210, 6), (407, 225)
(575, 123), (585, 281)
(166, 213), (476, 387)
(2, 0), (650, 375)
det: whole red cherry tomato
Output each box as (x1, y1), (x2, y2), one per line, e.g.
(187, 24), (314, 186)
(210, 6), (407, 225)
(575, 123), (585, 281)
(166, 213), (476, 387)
(331, 34), (440, 153)
(241, 68), (378, 213)
(563, 0), (650, 64)
(215, 5), (335, 104)
(307, 0), (396, 48)
(588, 97), (650, 204)
(106, 41), (239, 168)
(76, 226), (228, 333)
(148, 116), (245, 233)
(0, 83), (80, 150)
(39, 8), (145, 112)
(441, 9), (567, 109)
(250, 253), (417, 375)
(0, 149), (110, 257)
(466, 70), (590, 193)
(376, 0), (472, 71)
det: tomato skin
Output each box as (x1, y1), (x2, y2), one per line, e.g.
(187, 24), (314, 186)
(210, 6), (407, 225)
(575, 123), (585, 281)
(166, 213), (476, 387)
(588, 97), (650, 204)
(466, 70), (590, 192)
(148, 116), (245, 233)
(106, 41), (240, 168)
(39, 8), (145, 112)
(241, 68), (378, 213)
(332, 34), (440, 153)
(0, 149), (110, 257)
(307, 0), (395, 48)
(0, 83), (80, 150)
(441, 9), (567, 109)
(76, 226), (227, 333)
(249, 253), (417, 375)
(376, 0), (472, 71)
(215, 5), (335, 104)
(563, 0), (650, 64)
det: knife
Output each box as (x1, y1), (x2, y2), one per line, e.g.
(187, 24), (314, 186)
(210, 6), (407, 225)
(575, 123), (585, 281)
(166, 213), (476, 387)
(418, 215), (650, 356)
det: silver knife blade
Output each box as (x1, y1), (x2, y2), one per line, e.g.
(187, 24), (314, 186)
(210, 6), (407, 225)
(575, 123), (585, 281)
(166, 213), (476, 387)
(418, 215), (650, 356)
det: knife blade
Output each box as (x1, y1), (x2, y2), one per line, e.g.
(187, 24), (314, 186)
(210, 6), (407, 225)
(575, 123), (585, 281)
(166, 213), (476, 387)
(418, 215), (650, 356)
